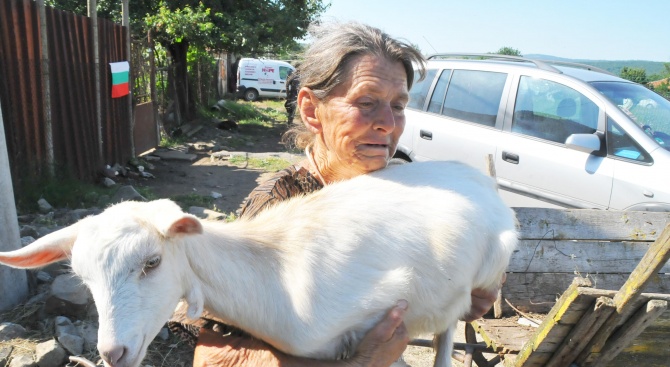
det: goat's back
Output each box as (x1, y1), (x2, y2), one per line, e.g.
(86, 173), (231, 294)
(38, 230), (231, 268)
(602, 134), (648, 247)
(226, 161), (517, 357)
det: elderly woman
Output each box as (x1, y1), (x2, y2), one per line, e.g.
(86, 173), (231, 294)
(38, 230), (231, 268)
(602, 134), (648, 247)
(191, 21), (500, 367)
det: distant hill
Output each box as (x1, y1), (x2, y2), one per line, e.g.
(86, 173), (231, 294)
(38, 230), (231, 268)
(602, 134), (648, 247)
(524, 54), (667, 76)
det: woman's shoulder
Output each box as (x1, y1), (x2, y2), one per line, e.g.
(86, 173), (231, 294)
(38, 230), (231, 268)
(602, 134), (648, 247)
(238, 164), (323, 218)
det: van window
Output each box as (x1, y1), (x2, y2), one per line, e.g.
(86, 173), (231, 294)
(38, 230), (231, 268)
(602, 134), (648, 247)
(607, 117), (651, 163)
(279, 66), (292, 80)
(512, 77), (599, 143)
(408, 69), (437, 110)
(427, 69), (451, 114)
(441, 70), (507, 126)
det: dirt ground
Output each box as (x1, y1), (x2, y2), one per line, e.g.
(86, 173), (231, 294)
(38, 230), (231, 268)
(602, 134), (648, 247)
(137, 117), (302, 216)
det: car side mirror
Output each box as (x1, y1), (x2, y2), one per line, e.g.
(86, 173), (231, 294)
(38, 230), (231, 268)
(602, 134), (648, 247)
(565, 133), (601, 154)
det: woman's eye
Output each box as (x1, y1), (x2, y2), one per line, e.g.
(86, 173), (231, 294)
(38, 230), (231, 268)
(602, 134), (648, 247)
(358, 100), (375, 108)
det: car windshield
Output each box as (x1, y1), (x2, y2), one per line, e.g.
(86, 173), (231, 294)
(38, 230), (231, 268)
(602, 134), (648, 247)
(591, 81), (670, 151)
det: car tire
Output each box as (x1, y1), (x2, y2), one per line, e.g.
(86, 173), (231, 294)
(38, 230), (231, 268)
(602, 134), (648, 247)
(244, 89), (259, 102)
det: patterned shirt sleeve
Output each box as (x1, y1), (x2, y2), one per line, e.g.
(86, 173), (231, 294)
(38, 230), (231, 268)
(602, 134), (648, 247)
(238, 165), (323, 219)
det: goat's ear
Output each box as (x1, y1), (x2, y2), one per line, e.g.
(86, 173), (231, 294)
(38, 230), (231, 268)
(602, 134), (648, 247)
(166, 216), (203, 237)
(144, 199), (203, 237)
(0, 223), (78, 269)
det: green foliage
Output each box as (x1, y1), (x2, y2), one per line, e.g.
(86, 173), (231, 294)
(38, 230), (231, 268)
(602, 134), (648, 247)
(144, 2), (216, 45)
(620, 66), (648, 84)
(15, 169), (115, 213)
(495, 47), (522, 56)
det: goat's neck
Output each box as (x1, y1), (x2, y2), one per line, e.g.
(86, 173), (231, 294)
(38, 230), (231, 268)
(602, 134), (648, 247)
(180, 220), (294, 348)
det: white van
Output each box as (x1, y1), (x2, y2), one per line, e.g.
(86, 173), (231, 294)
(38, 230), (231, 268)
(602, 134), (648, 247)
(236, 58), (295, 101)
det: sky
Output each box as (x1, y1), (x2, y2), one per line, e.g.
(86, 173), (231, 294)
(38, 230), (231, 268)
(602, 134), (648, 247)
(321, 0), (670, 62)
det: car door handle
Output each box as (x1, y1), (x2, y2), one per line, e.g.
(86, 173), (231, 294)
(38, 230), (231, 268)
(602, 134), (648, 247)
(419, 129), (433, 140)
(502, 151), (519, 164)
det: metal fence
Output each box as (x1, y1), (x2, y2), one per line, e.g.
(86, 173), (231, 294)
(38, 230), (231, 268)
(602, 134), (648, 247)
(0, 0), (132, 192)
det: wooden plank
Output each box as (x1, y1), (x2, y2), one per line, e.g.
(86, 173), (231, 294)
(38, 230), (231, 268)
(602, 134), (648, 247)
(513, 208), (670, 241)
(503, 273), (670, 314)
(590, 300), (668, 367)
(575, 223), (670, 366)
(471, 318), (536, 354)
(613, 310), (670, 367)
(508, 240), (670, 273)
(544, 296), (616, 367)
(513, 278), (594, 367)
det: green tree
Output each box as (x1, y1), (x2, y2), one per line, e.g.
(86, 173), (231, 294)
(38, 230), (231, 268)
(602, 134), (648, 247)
(620, 66), (648, 84)
(494, 46), (521, 56)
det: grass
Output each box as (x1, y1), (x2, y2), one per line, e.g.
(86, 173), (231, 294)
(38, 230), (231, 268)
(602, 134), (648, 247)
(229, 155), (292, 172)
(170, 193), (215, 210)
(15, 169), (117, 214)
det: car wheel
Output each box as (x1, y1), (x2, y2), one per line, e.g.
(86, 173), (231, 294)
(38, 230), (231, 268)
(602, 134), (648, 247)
(244, 89), (259, 102)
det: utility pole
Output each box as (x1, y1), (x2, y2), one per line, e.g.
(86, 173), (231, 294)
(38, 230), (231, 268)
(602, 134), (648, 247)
(0, 92), (29, 311)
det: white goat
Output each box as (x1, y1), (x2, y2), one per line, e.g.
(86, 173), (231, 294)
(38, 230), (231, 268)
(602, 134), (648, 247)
(0, 161), (518, 367)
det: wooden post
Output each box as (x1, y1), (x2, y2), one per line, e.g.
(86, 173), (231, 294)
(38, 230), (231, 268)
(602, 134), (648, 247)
(485, 154), (504, 319)
(36, 0), (53, 176)
(0, 93), (29, 311)
(89, 0), (103, 160)
(122, 0), (135, 157)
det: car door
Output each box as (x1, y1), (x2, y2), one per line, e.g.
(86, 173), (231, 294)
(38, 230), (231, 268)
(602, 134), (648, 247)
(495, 75), (614, 209)
(409, 68), (509, 172)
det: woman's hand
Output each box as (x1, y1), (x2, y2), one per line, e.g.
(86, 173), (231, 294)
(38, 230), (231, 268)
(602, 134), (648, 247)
(193, 300), (410, 367)
(350, 300), (410, 367)
(462, 274), (507, 322)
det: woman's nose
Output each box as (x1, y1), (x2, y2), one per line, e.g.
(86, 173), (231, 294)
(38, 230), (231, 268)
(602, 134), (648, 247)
(374, 104), (396, 132)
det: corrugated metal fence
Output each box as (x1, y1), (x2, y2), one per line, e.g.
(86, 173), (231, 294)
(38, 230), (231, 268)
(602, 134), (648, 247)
(0, 0), (131, 191)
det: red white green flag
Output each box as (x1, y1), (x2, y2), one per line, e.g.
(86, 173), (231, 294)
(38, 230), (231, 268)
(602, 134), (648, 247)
(110, 61), (130, 98)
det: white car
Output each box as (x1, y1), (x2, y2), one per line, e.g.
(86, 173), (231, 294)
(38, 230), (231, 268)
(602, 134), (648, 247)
(395, 54), (670, 211)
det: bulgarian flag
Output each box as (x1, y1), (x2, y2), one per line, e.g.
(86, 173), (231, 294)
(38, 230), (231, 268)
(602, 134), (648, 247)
(110, 61), (130, 98)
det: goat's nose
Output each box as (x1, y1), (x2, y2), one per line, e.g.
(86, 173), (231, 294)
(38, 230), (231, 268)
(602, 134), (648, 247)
(99, 343), (127, 366)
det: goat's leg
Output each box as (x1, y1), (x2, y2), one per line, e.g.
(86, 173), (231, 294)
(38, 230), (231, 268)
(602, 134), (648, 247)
(432, 323), (455, 367)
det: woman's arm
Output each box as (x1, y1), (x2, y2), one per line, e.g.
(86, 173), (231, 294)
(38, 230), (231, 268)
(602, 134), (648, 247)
(193, 300), (410, 367)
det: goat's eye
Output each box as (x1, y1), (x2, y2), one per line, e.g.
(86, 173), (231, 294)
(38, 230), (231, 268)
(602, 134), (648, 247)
(143, 256), (161, 271)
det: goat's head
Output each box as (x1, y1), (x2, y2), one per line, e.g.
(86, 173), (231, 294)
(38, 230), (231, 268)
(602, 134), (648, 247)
(0, 199), (204, 367)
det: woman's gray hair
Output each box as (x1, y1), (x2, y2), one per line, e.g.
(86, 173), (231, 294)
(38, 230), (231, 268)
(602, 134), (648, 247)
(284, 21), (426, 150)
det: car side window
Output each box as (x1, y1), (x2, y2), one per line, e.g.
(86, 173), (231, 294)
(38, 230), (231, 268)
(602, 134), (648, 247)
(512, 76), (599, 143)
(438, 70), (507, 127)
(426, 69), (451, 114)
(607, 117), (651, 163)
(279, 66), (291, 80)
(407, 69), (438, 110)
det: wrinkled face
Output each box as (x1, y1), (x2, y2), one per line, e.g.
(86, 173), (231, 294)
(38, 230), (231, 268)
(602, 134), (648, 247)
(315, 55), (408, 179)
(70, 215), (184, 367)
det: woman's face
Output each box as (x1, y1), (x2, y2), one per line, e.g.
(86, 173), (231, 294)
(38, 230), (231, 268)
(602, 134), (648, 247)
(313, 54), (409, 180)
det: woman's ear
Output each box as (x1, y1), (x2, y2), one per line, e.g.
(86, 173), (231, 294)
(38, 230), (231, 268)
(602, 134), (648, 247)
(298, 88), (322, 134)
